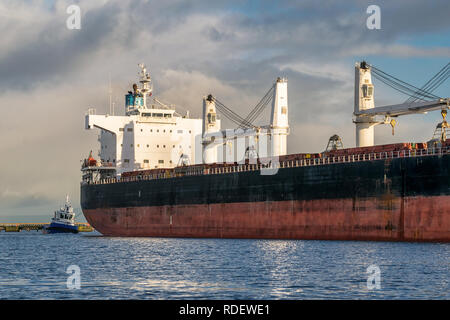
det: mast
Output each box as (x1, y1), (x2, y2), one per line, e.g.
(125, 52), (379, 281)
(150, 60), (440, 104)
(270, 77), (289, 156)
(138, 63), (152, 108)
(354, 61), (377, 147)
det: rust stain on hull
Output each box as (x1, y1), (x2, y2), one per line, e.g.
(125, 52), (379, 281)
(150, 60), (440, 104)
(83, 195), (450, 242)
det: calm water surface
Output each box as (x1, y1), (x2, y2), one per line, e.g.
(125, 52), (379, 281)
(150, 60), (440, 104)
(0, 231), (448, 299)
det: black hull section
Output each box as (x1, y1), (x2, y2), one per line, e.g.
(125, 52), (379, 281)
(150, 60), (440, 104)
(81, 155), (450, 209)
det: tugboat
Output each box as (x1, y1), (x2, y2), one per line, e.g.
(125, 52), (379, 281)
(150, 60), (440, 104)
(43, 196), (79, 234)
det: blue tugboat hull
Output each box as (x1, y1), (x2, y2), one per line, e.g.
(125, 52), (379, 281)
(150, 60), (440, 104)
(44, 222), (79, 234)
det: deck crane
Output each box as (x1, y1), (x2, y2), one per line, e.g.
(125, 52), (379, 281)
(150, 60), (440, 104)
(202, 77), (289, 164)
(353, 61), (449, 147)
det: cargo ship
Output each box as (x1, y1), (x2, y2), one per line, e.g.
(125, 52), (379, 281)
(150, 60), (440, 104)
(81, 62), (450, 241)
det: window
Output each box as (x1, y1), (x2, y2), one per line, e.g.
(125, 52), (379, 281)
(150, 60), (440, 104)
(131, 144), (133, 147)
(137, 144), (140, 147)
(127, 128), (133, 132)
(170, 130), (172, 133)
(147, 144), (149, 148)
(157, 129), (159, 133)
(189, 130), (191, 133)
(157, 145), (159, 148)
(124, 159), (130, 163)
(362, 84), (373, 98)
(119, 128), (124, 132)
(158, 160), (164, 164)
(163, 145), (166, 148)
(143, 160), (149, 164)
(178, 130), (183, 134)
(173, 145), (175, 148)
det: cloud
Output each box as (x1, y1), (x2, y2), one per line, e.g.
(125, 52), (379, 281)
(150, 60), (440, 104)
(345, 44), (450, 58)
(0, 190), (53, 209)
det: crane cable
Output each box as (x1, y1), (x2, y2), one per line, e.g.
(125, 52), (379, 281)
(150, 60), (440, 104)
(370, 65), (441, 100)
(210, 85), (276, 130)
(238, 84), (275, 129)
(211, 97), (255, 129)
(405, 62), (450, 103)
(371, 65), (437, 99)
(372, 72), (438, 100)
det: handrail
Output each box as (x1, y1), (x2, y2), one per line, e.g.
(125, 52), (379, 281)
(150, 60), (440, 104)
(89, 146), (450, 185)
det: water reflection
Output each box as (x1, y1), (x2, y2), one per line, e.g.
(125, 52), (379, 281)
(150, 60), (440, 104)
(1, 232), (448, 299)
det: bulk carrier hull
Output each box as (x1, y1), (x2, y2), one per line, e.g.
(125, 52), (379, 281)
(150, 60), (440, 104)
(81, 153), (450, 242)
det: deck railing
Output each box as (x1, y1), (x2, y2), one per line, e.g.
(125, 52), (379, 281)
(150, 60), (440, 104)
(87, 146), (450, 185)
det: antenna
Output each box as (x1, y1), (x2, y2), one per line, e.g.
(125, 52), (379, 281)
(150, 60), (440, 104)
(109, 73), (112, 115)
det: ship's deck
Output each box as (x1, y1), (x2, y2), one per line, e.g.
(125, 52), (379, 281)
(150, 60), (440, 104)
(84, 144), (450, 186)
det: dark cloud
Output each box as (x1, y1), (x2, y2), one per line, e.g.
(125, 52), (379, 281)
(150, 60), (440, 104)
(0, 2), (125, 91)
(1, 1), (448, 91)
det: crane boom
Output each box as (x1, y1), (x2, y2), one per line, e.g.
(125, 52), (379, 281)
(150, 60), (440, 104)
(355, 98), (449, 117)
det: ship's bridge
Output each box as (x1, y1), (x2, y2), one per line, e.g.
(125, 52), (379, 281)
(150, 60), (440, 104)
(138, 108), (177, 124)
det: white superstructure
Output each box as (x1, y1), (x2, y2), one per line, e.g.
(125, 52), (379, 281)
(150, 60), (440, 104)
(85, 64), (203, 174)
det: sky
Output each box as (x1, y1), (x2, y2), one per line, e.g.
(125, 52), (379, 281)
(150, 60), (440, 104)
(0, 0), (449, 222)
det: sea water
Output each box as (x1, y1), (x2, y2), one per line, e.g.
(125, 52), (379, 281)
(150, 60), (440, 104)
(0, 231), (448, 299)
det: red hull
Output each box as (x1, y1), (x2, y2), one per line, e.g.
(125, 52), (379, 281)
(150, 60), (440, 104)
(83, 195), (450, 242)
